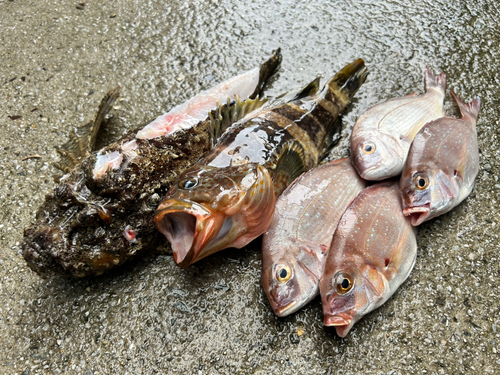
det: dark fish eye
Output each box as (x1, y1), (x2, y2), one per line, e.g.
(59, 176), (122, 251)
(334, 272), (354, 294)
(179, 178), (198, 189)
(414, 174), (429, 190)
(276, 265), (292, 283)
(363, 142), (376, 154)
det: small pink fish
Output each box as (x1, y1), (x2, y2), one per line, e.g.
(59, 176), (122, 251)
(400, 90), (480, 226)
(320, 181), (417, 337)
(262, 158), (366, 317)
(351, 66), (446, 180)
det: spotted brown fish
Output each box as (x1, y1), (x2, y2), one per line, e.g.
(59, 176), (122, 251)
(22, 50), (282, 277)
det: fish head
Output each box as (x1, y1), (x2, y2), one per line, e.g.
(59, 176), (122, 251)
(261, 243), (324, 317)
(351, 130), (405, 180)
(155, 163), (276, 268)
(321, 262), (387, 337)
(400, 164), (460, 226)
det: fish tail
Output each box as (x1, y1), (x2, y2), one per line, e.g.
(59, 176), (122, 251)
(424, 66), (446, 94)
(450, 90), (481, 125)
(325, 59), (368, 100)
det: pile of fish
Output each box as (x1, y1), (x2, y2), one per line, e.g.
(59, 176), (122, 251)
(263, 66), (480, 337)
(21, 51), (479, 337)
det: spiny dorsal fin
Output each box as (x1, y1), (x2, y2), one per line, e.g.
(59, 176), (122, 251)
(208, 95), (268, 149)
(53, 86), (121, 173)
(272, 141), (306, 196)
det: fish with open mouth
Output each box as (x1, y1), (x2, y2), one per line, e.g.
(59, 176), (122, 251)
(400, 90), (480, 226)
(154, 59), (369, 268)
(262, 158), (366, 317)
(351, 66), (446, 180)
(320, 181), (417, 337)
(22, 50), (282, 277)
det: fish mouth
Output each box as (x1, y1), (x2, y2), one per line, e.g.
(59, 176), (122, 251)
(403, 205), (430, 226)
(324, 315), (351, 326)
(274, 300), (297, 317)
(324, 313), (353, 338)
(154, 201), (213, 268)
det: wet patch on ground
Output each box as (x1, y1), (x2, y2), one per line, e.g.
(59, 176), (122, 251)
(1, 0), (499, 373)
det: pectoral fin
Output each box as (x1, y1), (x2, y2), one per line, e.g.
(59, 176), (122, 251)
(272, 141), (306, 196)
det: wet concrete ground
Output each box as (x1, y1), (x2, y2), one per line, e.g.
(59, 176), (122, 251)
(1, 0), (500, 373)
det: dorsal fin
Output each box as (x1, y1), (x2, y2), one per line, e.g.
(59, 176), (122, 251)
(208, 96), (268, 148)
(53, 86), (121, 173)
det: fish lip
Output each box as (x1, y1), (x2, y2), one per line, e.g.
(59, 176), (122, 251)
(324, 314), (352, 327)
(154, 201), (212, 268)
(403, 205), (430, 226)
(274, 300), (298, 317)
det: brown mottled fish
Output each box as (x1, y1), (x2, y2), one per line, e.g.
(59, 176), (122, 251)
(351, 66), (446, 180)
(320, 181), (417, 337)
(154, 59), (369, 268)
(262, 158), (366, 317)
(400, 90), (480, 226)
(22, 50), (281, 277)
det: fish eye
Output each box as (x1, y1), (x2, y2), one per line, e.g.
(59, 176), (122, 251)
(334, 272), (354, 294)
(179, 178), (198, 189)
(276, 265), (292, 283)
(414, 174), (429, 190)
(362, 142), (376, 154)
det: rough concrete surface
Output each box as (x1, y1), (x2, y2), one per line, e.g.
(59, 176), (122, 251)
(1, 0), (499, 374)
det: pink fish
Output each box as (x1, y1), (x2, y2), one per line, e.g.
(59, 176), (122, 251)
(262, 158), (366, 317)
(351, 66), (446, 180)
(400, 90), (480, 225)
(320, 181), (417, 337)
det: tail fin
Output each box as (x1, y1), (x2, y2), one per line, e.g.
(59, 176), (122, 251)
(424, 66), (446, 94)
(326, 59), (368, 100)
(450, 90), (481, 127)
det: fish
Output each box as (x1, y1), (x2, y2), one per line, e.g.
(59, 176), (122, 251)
(154, 59), (369, 268)
(261, 158), (366, 317)
(320, 181), (417, 337)
(400, 90), (480, 226)
(351, 66), (446, 180)
(21, 50), (282, 277)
